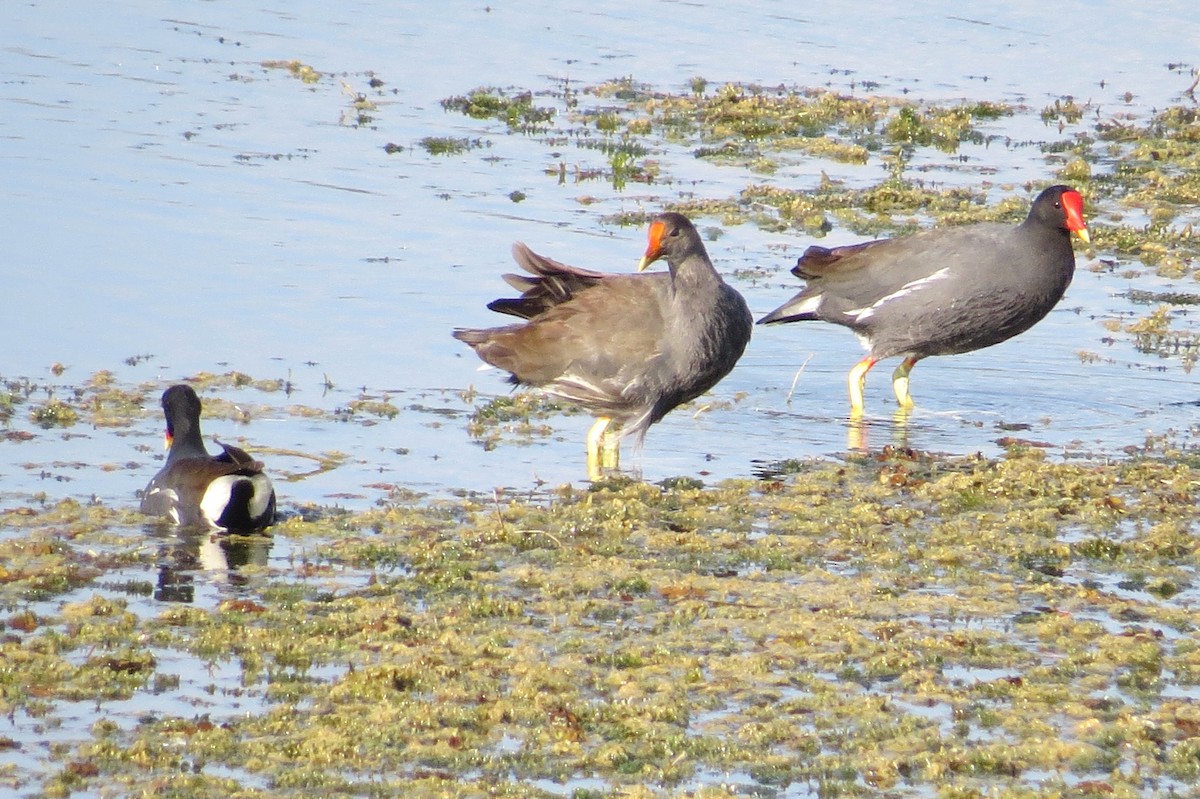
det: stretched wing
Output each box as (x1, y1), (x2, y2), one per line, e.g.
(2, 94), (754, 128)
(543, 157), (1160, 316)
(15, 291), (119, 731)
(487, 243), (614, 319)
(454, 273), (670, 415)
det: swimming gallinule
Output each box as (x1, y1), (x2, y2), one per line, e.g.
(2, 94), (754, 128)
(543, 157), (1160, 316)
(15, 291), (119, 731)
(140, 384), (276, 531)
(758, 185), (1090, 411)
(454, 212), (753, 478)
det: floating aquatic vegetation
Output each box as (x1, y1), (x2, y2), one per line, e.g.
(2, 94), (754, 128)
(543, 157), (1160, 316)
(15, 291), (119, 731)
(340, 80), (379, 127)
(418, 136), (489, 156)
(1040, 96), (1087, 126)
(1126, 306), (1200, 371)
(29, 399), (78, 429)
(340, 395), (400, 420)
(261, 59), (322, 84)
(1122, 289), (1200, 306)
(440, 86), (556, 132)
(463, 391), (574, 451)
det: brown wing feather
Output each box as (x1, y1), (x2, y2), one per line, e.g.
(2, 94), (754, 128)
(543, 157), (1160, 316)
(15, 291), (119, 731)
(792, 239), (890, 278)
(487, 243), (613, 319)
(214, 442), (266, 472)
(455, 274), (669, 414)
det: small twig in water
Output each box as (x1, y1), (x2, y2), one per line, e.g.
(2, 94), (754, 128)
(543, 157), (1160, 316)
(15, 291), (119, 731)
(785, 354), (814, 405)
(491, 488), (508, 536)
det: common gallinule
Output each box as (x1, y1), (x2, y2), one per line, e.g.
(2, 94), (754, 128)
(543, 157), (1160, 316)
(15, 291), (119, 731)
(758, 185), (1089, 411)
(140, 384), (276, 531)
(454, 212), (753, 478)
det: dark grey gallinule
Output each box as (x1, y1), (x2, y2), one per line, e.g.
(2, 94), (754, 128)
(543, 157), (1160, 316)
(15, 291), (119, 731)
(758, 185), (1090, 411)
(453, 212), (753, 478)
(140, 385), (276, 531)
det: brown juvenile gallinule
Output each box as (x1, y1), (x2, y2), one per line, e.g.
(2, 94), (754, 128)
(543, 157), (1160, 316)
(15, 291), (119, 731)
(758, 185), (1089, 411)
(453, 212), (753, 478)
(140, 384), (276, 531)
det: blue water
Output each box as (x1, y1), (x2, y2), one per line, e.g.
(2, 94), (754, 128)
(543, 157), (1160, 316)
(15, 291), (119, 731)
(2, 0), (1199, 507)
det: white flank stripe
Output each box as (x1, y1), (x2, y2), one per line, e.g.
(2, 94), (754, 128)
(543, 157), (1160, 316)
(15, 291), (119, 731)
(789, 294), (823, 317)
(200, 475), (240, 528)
(247, 474), (274, 519)
(852, 267), (950, 323)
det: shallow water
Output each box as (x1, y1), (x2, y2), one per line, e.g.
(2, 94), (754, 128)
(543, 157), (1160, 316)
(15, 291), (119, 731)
(3, 0), (1199, 506)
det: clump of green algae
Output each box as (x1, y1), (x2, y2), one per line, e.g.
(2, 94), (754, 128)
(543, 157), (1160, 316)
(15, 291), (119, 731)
(440, 86), (556, 133)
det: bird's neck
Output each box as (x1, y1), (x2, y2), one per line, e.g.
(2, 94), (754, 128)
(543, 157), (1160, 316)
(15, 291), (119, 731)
(1020, 218), (1070, 244)
(167, 427), (210, 462)
(669, 255), (722, 296)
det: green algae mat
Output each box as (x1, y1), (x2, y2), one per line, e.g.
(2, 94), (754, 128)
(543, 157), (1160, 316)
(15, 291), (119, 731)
(4, 443), (1200, 798)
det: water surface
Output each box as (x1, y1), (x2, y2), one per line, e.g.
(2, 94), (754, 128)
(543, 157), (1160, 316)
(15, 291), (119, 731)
(2, 0), (1198, 506)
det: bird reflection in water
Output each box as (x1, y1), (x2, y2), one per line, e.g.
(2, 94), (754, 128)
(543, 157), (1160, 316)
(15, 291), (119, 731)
(149, 528), (272, 603)
(846, 407), (913, 453)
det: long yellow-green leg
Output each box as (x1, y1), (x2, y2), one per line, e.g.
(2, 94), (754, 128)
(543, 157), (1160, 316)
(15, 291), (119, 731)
(847, 356), (877, 413)
(892, 406), (912, 448)
(846, 406), (868, 451)
(586, 417), (612, 480)
(600, 425), (621, 471)
(891, 355), (920, 409)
